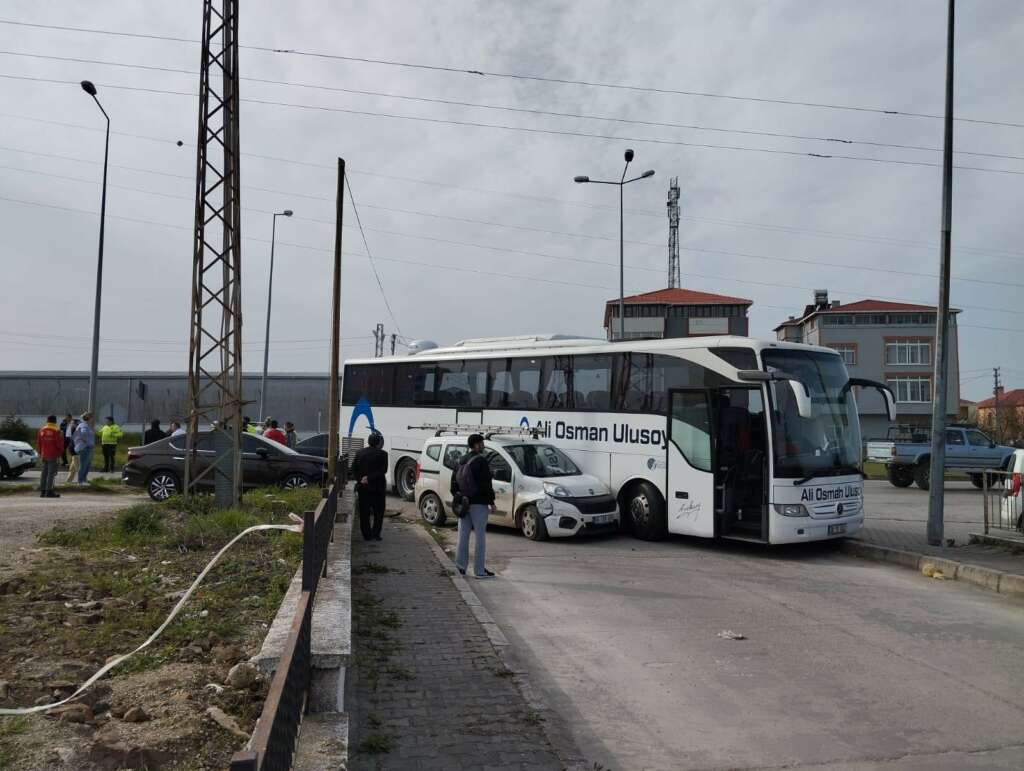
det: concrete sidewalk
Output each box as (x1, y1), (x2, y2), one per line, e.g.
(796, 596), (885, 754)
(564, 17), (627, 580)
(347, 517), (563, 771)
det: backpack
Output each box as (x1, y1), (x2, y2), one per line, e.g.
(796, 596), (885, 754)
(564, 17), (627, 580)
(456, 454), (479, 498)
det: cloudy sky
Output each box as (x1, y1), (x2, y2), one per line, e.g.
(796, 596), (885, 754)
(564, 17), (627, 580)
(1, 1), (1021, 400)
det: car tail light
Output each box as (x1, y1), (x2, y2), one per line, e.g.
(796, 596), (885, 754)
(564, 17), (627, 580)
(126, 450), (140, 462)
(1012, 472), (1021, 497)
(415, 462), (421, 482)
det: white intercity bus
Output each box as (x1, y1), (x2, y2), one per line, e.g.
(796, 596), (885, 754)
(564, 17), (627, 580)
(340, 334), (894, 544)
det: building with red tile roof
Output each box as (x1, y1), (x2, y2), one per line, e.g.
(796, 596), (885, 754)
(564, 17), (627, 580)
(604, 287), (753, 341)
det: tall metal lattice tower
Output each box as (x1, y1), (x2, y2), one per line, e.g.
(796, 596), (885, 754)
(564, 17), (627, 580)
(184, 0), (244, 506)
(667, 176), (680, 289)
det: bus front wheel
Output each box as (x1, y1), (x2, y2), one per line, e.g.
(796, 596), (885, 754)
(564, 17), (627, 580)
(624, 481), (667, 541)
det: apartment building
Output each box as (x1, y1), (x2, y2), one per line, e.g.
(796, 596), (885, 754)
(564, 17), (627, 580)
(775, 291), (960, 438)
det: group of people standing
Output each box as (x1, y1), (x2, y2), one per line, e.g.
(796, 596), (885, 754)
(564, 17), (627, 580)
(242, 416), (298, 448)
(35, 412), (123, 497)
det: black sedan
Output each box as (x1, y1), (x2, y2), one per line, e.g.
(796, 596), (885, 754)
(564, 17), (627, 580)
(123, 431), (328, 501)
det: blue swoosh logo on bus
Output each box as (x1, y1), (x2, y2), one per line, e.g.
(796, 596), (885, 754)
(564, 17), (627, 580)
(519, 416), (530, 428)
(348, 397), (376, 436)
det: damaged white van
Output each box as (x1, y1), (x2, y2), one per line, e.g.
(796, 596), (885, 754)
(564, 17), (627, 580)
(413, 429), (619, 540)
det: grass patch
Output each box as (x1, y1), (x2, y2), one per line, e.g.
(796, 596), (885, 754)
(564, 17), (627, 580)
(0, 715), (29, 767)
(353, 562), (393, 575)
(525, 709), (545, 726)
(358, 733), (394, 755)
(0, 484), (34, 496)
(385, 665), (414, 681)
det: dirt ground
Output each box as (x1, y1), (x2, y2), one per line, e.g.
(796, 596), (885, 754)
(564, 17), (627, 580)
(0, 492), (145, 582)
(0, 490), (311, 770)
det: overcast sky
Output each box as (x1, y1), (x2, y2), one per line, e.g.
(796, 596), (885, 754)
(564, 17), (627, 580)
(1, 1), (1021, 401)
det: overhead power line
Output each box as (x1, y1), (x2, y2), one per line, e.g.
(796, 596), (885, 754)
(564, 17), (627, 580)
(4, 191), (1024, 327)
(4, 73), (1023, 177)
(1, 50), (1021, 162)
(4, 110), (1023, 263)
(0, 18), (1021, 129)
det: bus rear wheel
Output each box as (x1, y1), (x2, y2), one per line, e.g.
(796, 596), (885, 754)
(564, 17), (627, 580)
(395, 458), (417, 502)
(624, 480), (667, 541)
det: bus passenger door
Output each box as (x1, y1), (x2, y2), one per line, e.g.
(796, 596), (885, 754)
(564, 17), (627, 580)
(666, 390), (715, 537)
(715, 388), (769, 542)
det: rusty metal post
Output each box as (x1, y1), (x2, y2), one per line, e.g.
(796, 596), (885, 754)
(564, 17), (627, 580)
(327, 159), (345, 482)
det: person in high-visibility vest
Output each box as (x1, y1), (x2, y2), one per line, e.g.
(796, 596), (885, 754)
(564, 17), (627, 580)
(99, 416), (124, 473)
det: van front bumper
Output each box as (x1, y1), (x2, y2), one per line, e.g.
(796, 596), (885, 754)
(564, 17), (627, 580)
(541, 496), (619, 538)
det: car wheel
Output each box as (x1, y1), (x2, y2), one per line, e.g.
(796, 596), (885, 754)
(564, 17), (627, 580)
(914, 462), (931, 491)
(396, 458), (416, 502)
(624, 480), (667, 541)
(419, 491), (447, 527)
(0, 458), (9, 479)
(969, 473), (984, 489)
(520, 504), (549, 541)
(147, 471), (180, 502)
(887, 465), (914, 488)
(283, 473), (310, 490)
(7, 467), (24, 479)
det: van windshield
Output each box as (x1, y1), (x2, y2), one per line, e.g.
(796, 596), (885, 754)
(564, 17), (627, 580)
(505, 444), (580, 477)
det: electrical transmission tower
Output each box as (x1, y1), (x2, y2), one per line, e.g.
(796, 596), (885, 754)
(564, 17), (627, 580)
(184, 0), (244, 507)
(667, 176), (680, 289)
(373, 323), (385, 357)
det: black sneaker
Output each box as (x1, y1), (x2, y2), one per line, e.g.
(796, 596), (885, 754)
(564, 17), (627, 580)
(455, 566), (466, 576)
(47, 492), (61, 498)
(474, 569), (496, 579)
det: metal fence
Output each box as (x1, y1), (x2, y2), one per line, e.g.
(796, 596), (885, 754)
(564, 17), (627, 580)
(230, 455), (348, 771)
(982, 469), (1024, 536)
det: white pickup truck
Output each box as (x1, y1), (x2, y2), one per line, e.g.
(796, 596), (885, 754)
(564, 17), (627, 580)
(869, 425), (1015, 490)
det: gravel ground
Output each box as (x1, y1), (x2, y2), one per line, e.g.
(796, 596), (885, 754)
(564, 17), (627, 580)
(0, 492), (145, 580)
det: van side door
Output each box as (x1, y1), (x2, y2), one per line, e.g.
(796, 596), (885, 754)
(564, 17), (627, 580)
(486, 450), (515, 525)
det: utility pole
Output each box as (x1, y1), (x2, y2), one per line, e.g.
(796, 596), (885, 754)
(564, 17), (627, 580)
(667, 177), (680, 289)
(184, 0), (244, 507)
(390, 333), (396, 356)
(927, 0), (955, 547)
(993, 367), (1002, 440)
(373, 323), (385, 357)
(327, 158), (345, 483)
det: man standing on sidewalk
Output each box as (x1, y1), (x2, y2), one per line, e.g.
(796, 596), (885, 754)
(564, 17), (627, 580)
(351, 431), (388, 541)
(451, 433), (496, 579)
(36, 415), (63, 498)
(72, 412), (96, 485)
(99, 416), (124, 472)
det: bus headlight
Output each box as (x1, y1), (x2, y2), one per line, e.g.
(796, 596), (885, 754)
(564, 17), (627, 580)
(537, 498), (554, 515)
(543, 483), (571, 498)
(773, 503), (810, 517)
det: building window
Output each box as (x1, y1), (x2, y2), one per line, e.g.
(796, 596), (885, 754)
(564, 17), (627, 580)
(829, 343), (857, 366)
(886, 376), (932, 403)
(885, 339), (931, 365)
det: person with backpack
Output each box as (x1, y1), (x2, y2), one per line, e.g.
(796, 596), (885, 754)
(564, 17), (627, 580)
(450, 433), (496, 579)
(351, 431), (389, 541)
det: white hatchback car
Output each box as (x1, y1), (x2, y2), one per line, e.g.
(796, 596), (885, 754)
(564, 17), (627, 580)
(413, 434), (619, 540)
(0, 439), (38, 479)
(998, 448), (1024, 532)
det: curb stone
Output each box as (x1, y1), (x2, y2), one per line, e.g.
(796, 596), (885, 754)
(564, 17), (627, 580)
(841, 540), (1024, 599)
(407, 522), (593, 771)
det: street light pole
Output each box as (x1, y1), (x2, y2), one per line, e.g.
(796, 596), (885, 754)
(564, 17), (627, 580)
(575, 149), (655, 341)
(927, 0), (955, 547)
(81, 80), (108, 417)
(259, 209), (293, 421)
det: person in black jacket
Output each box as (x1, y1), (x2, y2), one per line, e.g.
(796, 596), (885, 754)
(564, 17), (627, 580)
(450, 434), (496, 578)
(144, 420), (167, 445)
(352, 431), (389, 541)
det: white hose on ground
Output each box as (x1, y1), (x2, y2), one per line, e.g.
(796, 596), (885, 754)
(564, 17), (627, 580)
(0, 514), (304, 716)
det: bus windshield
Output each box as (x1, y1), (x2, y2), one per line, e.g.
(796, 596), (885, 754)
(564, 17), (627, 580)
(505, 444), (581, 478)
(761, 349), (862, 480)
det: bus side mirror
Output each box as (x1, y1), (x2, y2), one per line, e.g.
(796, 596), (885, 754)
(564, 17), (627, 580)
(788, 380), (814, 419)
(847, 378), (895, 422)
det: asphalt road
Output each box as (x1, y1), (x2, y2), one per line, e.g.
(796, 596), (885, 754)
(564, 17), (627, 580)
(393, 494), (1024, 770)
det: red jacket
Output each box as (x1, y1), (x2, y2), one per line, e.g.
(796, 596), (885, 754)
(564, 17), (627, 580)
(37, 423), (64, 460)
(264, 428), (287, 445)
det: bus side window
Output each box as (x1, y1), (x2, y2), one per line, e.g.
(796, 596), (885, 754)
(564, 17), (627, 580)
(572, 354), (613, 410)
(489, 359), (512, 408)
(540, 356), (570, 409)
(670, 391), (713, 472)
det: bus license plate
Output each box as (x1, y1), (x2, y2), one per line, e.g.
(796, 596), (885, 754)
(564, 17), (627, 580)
(828, 524), (847, 535)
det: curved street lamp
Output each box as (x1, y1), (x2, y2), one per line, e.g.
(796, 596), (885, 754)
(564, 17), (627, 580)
(259, 209), (294, 420)
(574, 149), (655, 341)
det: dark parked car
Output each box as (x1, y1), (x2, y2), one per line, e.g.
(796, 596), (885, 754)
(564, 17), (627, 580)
(123, 431), (328, 501)
(294, 432), (328, 458)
